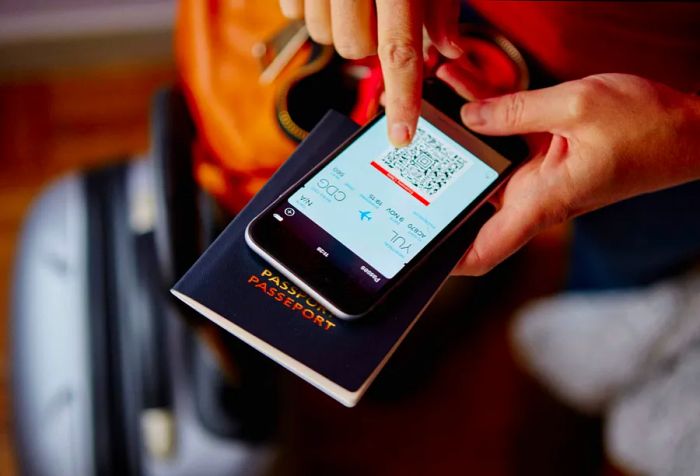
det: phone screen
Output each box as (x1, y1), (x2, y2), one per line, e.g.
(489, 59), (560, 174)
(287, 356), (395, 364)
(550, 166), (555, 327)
(265, 102), (512, 291)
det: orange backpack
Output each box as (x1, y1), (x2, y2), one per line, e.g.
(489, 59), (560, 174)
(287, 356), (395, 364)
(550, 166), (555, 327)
(176, 0), (528, 213)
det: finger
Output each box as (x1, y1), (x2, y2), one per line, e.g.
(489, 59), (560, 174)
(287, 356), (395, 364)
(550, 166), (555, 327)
(305, 0), (332, 44)
(330, 0), (376, 59)
(280, 0), (304, 18)
(486, 184), (506, 209)
(424, 0), (463, 59)
(452, 201), (542, 276)
(436, 61), (491, 101)
(460, 83), (577, 135)
(452, 146), (572, 276)
(376, 0), (423, 147)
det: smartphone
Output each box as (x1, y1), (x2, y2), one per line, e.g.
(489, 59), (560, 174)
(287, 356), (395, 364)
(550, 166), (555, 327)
(245, 78), (529, 319)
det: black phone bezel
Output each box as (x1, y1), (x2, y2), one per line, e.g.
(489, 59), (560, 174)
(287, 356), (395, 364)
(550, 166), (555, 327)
(246, 78), (529, 317)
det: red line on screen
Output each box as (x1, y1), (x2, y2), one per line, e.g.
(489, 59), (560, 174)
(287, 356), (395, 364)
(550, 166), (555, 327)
(370, 161), (430, 206)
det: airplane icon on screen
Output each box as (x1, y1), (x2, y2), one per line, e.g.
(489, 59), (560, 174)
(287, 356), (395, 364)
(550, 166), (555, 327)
(359, 210), (372, 221)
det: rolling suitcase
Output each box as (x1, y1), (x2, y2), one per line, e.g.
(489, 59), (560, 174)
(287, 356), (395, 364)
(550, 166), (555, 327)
(11, 89), (280, 476)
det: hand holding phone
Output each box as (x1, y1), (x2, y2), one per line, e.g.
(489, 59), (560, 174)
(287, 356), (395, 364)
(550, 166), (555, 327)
(246, 78), (529, 318)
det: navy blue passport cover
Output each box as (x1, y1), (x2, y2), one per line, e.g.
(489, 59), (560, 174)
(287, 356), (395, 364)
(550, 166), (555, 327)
(172, 111), (493, 407)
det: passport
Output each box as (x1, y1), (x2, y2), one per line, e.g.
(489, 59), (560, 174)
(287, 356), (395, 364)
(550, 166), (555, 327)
(172, 111), (493, 407)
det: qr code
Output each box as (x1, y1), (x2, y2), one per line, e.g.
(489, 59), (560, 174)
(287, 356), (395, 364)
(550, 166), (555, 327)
(379, 127), (470, 200)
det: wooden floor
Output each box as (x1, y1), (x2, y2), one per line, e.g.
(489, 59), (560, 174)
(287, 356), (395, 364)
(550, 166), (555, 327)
(0, 63), (176, 476)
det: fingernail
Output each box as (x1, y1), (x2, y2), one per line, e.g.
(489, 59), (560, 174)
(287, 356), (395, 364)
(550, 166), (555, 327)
(447, 40), (464, 58)
(390, 122), (412, 147)
(461, 102), (486, 127)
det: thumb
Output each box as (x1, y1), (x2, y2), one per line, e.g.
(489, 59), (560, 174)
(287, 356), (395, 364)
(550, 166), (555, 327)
(461, 83), (575, 136)
(452, 182), (570, 276)
(452, 204), (540, 276)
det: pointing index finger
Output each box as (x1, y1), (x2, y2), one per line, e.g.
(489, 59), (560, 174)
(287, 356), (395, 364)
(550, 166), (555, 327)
(376, 0), (423, 147)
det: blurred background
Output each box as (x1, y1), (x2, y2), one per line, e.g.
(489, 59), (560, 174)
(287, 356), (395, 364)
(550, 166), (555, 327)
(2, 1), (696, 475)
(1, 1), (176, 474)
